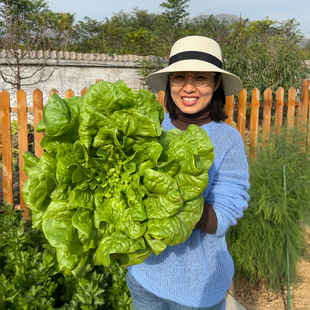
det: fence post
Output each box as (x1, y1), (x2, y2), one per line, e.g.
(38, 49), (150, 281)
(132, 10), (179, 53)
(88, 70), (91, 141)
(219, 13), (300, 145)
(262, 88), (272, 149)
(301, 79), (310, 149)
(287, 87), (296, 131)
(49, 88), (58, 96)
(0, 101), (1, 204)
(157, 90), (165, 106)
(65, 89), (74, 98)
(0, 91), (13, 205)
(33, 89), (44, 158)
(249, 88), (260, 158)
(225, 95), (234, 127)
(16, 89), (29, 219)
(300, 79), (309, 124)
(299, 80), (309, 150)
(275, 87), (284, 134)
(81, 87), (88, 96)
(237, 89), (247, 144)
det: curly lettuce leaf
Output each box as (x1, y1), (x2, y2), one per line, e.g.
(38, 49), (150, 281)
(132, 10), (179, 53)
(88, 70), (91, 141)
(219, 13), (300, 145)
(22, 80), (214, 276)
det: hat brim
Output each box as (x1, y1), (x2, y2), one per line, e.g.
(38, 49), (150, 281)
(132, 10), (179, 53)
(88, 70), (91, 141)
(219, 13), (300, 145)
(146, 59), (242, 96)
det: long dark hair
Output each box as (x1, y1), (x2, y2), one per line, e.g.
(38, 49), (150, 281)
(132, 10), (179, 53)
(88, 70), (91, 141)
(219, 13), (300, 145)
(165, 74), (227, 121)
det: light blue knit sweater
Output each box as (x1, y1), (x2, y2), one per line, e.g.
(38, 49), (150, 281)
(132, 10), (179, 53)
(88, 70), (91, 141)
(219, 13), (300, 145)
(128, 114), (250, 308)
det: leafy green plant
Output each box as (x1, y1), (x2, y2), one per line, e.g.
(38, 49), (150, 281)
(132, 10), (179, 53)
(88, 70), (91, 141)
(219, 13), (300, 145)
(227, 125), (310, 291)
(22, 80), (214, 277)
(0, 203), (133, 310)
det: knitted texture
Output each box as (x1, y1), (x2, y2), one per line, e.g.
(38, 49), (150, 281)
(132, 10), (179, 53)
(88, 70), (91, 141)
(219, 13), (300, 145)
(128, 114), (249, 308)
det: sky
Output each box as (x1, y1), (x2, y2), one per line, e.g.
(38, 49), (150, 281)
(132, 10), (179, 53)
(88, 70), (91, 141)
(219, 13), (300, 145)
(47, 0), (310, 38)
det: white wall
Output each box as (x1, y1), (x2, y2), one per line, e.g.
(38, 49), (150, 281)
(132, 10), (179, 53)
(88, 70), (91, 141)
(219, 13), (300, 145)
(0, 51), (148, 107)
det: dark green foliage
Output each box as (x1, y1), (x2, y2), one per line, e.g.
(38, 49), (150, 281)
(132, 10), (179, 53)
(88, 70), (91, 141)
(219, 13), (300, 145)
(223, 18), (310, 101)
(2, 0), (310, 92)
(135, 56), (167, 90)
(227, 126), (310, 291)
(0, 203), (133, 310)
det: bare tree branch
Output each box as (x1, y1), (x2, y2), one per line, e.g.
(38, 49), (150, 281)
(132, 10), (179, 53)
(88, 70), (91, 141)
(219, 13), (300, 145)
(0, 0), (74, 90)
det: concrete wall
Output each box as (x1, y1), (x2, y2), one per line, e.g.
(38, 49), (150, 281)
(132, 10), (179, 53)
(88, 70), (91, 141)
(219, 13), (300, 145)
(0, 50), (148, 107)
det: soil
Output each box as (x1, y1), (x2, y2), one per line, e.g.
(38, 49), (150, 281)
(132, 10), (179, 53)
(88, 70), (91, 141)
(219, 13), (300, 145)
(228, 226), (310, 310)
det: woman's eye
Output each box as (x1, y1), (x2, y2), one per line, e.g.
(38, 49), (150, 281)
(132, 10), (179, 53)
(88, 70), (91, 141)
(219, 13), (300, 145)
(196, 75), (207, 81)
(175, 74), (185, 80)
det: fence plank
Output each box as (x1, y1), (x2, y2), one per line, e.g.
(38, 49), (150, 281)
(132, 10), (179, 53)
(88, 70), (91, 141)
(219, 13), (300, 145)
(275, 87), (284, 134)
(65, 89), (74, 98)
(287, 87), (296, 130)
(16, 89), (29, 218)
(225, 95), (234, 126)
(0, 90), (13, 205)
(49, 88), (58, 96)
(33, 89), (44, 158)
(0, 109), (1, 204)
(300, 79), (310, 148)
(300, 79), (309, 127)
(262, 88), (272, 149)
(237, 89), (247, 143)
(157, 91), (165, 110)
(81, 87), (87, 96)
(249, 89), (260, 158)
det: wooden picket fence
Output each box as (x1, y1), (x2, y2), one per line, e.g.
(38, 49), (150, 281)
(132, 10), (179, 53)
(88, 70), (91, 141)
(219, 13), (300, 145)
(0, 79), (309, 218)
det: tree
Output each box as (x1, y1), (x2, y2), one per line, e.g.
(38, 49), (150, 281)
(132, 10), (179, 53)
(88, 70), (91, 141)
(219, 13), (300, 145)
(72, 17), (105, 53)
(304, 38), (310, 59)
(101, 10), (133, 55)
(124, 8), (165, 56)
(160, 0), (189, 27)
(72, 9), (166, 57)
(183, 15), (230, 44)
(222, 18), (310, 99)
(0, 0), (74, 90)
(159, 0), (190, 50)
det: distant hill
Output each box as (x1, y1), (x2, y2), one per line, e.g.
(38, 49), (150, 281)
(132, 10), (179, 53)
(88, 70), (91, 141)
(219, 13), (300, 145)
(189, 14), (239, 23)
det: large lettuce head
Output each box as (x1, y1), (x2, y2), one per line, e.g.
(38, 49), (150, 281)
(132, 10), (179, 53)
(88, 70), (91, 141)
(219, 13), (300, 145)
(22, 80), (214, 276)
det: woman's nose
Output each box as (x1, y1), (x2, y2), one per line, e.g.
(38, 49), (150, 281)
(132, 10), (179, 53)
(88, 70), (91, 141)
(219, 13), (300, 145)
(182, 76), (196, 91)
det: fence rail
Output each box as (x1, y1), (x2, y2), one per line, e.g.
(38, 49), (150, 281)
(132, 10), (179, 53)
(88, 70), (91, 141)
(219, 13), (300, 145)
(0, 79), (309, 218)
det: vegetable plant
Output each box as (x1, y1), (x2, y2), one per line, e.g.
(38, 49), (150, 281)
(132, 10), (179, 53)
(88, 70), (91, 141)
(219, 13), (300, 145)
(227, 126), (310, 291)
(22, 80), (214, 276)
(0, 203), (132, 310)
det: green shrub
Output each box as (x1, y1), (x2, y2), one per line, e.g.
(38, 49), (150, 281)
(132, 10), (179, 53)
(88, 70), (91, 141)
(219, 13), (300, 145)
(227, 126), (310, 291)
(0, 203), (133, 310)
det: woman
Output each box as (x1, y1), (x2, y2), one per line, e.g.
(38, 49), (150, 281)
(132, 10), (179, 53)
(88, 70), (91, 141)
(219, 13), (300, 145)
(126, 35), (250, 310)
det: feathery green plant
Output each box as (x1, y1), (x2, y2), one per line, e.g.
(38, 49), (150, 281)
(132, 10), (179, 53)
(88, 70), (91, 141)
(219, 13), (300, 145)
(227, 125), (310, 291)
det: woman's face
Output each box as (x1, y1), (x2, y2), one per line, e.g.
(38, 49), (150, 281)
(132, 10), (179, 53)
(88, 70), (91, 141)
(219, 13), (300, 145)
(169, 71), (221, 114)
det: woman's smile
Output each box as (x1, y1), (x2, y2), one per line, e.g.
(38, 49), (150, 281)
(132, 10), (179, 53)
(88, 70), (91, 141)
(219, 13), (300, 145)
(181, 96), (199, 106)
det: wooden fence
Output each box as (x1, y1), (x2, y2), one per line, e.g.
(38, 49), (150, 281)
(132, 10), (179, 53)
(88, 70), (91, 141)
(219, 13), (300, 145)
(0, 79), (309, 218)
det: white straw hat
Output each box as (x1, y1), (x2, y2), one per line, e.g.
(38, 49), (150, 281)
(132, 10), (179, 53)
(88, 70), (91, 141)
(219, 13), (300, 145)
(146, 35), (242, 96)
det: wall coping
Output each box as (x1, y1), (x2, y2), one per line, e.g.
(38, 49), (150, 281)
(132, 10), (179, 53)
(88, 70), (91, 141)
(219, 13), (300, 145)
(0, 49), (168, 68)
(0, 49), (167, 62)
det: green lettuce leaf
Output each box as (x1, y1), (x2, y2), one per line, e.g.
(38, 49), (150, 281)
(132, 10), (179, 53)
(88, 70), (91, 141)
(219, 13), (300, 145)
(22, 80), (214, 276)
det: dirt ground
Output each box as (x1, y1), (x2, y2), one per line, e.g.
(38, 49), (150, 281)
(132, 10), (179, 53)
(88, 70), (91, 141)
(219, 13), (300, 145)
(228, 227), (310, 310)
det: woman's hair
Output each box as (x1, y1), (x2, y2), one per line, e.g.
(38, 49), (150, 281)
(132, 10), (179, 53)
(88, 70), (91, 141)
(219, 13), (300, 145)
(164, 73), (227, 121)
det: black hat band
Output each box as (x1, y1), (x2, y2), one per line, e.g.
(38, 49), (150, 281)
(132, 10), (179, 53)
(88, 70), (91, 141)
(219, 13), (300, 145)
(168, 51), (222, 69)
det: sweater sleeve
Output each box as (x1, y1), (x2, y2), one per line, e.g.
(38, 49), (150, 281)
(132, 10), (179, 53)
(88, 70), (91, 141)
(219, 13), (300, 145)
(204, 124), (249, 237)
